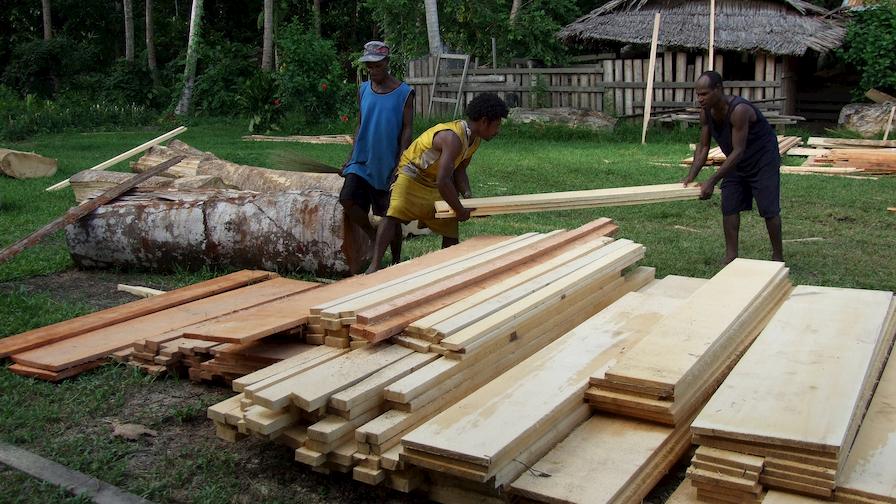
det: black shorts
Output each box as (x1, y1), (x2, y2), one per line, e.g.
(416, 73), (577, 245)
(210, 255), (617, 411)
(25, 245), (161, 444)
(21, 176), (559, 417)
(720, 164), (781, 218)
(339, 173), (390, 217)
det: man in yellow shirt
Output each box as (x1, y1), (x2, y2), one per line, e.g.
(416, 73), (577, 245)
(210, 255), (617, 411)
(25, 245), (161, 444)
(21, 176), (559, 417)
(366, 93), (509, 273)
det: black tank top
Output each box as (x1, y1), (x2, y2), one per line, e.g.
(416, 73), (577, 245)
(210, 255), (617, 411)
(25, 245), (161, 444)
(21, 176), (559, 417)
(705, 96), (780, 175)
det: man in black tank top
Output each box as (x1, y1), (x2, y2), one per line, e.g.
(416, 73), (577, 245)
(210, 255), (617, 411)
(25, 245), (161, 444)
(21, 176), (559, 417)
(683, 71), (783, 264)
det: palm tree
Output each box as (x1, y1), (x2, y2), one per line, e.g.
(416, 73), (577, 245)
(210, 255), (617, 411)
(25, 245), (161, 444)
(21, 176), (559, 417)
(262, 0), (273, 71)
(175, 0), (204, 116)
(424, 0), (442, 55)
(510, 0), (522, 22)
(146, 0), (160, 85)
(124, 0), (135, 61)
(312, 0), (321, 36)
(41, 0), (52, 40)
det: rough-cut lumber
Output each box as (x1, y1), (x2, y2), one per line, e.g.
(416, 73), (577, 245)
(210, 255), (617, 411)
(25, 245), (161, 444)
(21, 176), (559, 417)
(807, 137), (896, 149)
(434, 183), (701, 218)
(0, 155), (185, 266)
(866, 89), (896, 104)
(329, 352), (440, 412)
(241, 134), (353, 144)
(0, 148), (57, 179)
(178, 236), (508, 346)
(46, 126), (186, 191)
(69, 170), (233, 203)
(7, 361), (105, 382)
(401, 286), (689, 482)
(599, 259), (788, 398)
(0, 270), (272, 358)
(11, 278), (317, 373)
(691, 285), (895, 458)
(684, 136), (802, 166)
(116, 284), (166, 298)
(354, 220), (618, 326)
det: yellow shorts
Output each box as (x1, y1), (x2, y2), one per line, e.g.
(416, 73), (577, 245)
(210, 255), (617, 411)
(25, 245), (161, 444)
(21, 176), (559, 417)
(387, 173), (459, 239)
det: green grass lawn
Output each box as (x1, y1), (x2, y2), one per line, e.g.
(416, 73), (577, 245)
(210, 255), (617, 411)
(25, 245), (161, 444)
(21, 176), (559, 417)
(1, 119), (895, 502)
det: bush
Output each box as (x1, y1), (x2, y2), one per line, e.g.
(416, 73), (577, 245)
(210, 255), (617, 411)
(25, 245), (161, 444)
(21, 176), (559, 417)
(240, 71), (284, 134)
(840, 0), (896, 97)
(2, 37), (99, 99)
(276, 21), (354, 125)
(192, 34), (259, 116)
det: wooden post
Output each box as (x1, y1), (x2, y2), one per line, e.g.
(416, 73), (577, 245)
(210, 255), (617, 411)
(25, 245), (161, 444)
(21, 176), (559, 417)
(0, 156), (185, 265)
(708, 0), (716, 70)
(884, 106), (896, 141)
(642, 13), (662, 145)
(45, 126), (187, 191)
(491, 37), (497, 69)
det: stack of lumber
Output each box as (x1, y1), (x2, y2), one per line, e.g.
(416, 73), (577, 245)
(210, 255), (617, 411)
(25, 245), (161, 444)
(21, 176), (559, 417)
(783, 137), (896, 179)
(433, 183), (701, 219)
(0, 148), (58, 179)
(682, 136), (802, 166)
(836, 342), (896, 504)
(685, 285), (896, 501)
(587, 259), (791, 426)
(398, 275), (696, 498)
(312, 218), (621, 345)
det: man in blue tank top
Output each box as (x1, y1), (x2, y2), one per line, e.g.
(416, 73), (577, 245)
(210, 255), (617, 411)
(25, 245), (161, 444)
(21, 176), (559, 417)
(683, 71), (783, 265)
(341, 41), (415, 273)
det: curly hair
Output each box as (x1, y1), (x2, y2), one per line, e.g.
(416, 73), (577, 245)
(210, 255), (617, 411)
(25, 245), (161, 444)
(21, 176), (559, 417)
(466, 93), (509, 122)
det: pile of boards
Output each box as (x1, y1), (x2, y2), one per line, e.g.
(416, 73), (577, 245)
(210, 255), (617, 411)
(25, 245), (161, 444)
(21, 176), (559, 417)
(682, 284), (896, 503)
(784, 137), (896, 178)
(682, 136), (802, 166)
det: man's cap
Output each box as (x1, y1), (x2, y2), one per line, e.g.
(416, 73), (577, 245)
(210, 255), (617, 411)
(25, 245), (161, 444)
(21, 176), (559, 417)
(359, 41), (390, 63)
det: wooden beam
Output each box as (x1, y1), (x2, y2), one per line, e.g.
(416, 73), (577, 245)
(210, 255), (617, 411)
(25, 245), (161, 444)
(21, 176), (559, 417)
(883, 105), (895, 141)
(708, 0), (716, 71)
(642, 13), (662, 144)
(0, 155), (185, 265)
(45, 126), (186, 191)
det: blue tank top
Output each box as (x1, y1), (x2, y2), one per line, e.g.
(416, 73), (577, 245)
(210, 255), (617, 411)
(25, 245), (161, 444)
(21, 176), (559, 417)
(343, 81), (413, 190)
(706, 96), (780, 175)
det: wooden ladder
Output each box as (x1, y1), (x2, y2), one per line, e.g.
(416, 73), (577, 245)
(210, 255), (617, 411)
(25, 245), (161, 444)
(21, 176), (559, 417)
(427, 53), (470, 119)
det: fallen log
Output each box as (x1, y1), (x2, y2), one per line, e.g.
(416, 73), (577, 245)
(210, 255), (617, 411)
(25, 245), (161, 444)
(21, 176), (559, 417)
(64, 189), (368, 275)
(69, 170), (234, 203)
(0, 148), (58, 179)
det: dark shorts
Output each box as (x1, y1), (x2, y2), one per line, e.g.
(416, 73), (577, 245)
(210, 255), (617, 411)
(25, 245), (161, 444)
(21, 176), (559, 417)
(339, 173), (390, 217)
(720, 164), (781, 218)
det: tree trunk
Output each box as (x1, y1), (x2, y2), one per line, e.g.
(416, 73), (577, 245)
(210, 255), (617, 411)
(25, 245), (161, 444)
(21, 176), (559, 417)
(261, 0), (274, 71)
(510, 0), (522, 22)
(312, 0), (321, 37)
(424, 0), (442, 55)
(146, 0), (160, 86)
(175, 0), (204, 116)
(65, 190), (367, 275)
(124, 0), (135, 61)
(41, 0), (52, 40)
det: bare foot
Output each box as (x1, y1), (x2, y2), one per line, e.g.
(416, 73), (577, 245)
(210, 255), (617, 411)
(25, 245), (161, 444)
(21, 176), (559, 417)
(721, 255), (737, 266)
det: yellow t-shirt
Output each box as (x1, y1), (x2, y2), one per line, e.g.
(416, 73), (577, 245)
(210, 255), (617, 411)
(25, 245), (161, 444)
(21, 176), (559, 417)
(396, 120), (481, 188)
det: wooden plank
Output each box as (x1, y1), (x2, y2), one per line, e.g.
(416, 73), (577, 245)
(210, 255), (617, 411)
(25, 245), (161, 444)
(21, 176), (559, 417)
(11, 278), (315, 372)
(328, 351), (439, 412)
(866, 89), (896, 104)
(45, 126), (186, 191)
(601, 259), (787, 396)
(354, 221), (616, 325)
(675, 52), (687, 103)
(695, 446), (764, 472)
(1, 155), (185, 264)
(691, 286), (896, 457)
(7, 361), (105, 381)
(434, 183), (699, 218)
(623, 59), (634, 115)
(807, 137), (896, 148)
(837, 339), (896, 502)
(643, 13), (661, 144)
(0, 270), (273, 358)
(231, 345), (344, 392)
(401, 287), (689, 478)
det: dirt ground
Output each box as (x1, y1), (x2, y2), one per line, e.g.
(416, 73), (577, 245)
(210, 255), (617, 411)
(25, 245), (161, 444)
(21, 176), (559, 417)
(2, 268), (686, 503)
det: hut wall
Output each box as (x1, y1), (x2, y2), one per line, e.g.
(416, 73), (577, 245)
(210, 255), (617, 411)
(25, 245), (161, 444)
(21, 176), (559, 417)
(405, 52), (787, 117)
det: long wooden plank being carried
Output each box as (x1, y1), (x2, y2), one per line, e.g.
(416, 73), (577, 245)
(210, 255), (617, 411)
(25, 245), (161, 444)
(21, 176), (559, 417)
(11, 278), (318, 372)
(691, 285), (896, 459)
(433, 183), (701, 218)
(401, 287), (692, 482)
(0, 270), (274, 358)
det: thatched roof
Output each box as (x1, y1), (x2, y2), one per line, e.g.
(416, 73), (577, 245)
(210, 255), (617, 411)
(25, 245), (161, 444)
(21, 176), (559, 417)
(560, 0), (845, 56)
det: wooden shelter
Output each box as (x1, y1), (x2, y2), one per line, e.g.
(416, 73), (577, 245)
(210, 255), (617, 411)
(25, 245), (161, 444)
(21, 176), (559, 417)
(559, 0), (846, 117)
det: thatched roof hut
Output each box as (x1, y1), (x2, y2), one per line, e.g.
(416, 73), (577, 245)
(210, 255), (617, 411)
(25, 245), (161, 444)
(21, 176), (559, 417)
(560, 0), (845, 56)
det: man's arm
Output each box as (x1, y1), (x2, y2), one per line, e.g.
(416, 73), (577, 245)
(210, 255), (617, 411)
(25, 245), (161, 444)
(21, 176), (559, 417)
(683, 108), (712, 185)
(453, 158), (472, 199)
(700, 104), (754, 199)
(433, 131), (472, 222)
(397, 90), (415, 165)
